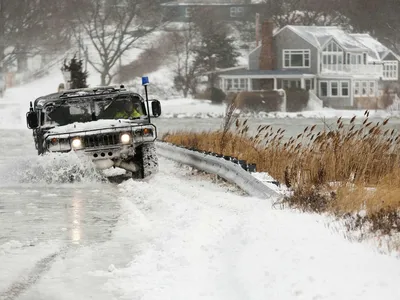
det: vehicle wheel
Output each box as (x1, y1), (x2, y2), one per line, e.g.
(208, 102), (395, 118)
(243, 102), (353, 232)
(132, 143), (158, 179)
(36, 135), (45, 155)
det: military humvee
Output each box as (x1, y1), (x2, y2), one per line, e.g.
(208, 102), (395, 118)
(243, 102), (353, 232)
(26, 82), (161, 179)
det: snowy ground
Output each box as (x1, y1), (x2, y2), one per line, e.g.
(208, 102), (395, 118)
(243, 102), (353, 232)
(1, 72), (400, 299)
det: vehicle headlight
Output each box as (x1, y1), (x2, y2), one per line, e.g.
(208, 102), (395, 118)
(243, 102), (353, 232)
(120, 133), (132, 144)
(71, 137), (83, 149)
(47, 137), (71, 151)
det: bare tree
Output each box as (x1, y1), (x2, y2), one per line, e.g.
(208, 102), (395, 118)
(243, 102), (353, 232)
(259, 0), (348, 28)
(0, 0), (83, 71)
(339, 0), (400, 53)
(171, 23), (200, 97)
(117, 33), (175, 83)
(169, 7), (239, 97)
(0, 0), (47, 69)
(72, 0), (163, 86)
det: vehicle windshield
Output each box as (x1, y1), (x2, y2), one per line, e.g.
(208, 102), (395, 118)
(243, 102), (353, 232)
(43, 95), (145, 126)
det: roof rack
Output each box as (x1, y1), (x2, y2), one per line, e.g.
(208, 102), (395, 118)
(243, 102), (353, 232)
(59, 85), (126, 99)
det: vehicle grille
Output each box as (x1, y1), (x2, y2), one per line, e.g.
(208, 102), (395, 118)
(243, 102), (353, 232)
(83, 133), (120, 148)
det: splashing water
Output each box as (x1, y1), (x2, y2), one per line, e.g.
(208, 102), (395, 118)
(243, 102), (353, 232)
(0, 152), (108, 184)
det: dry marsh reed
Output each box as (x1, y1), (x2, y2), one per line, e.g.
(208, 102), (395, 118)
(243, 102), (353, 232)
(163, 110), (400, 235)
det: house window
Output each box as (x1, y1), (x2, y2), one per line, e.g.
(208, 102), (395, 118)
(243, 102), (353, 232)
(239, 78), (248, 90)
(231, 78), (238, 89)
(349, 53), (362, 65)
(225, 78), (248, 91)
(225, 79), (232, 90)
(331, 81), (339, 96)
(362, 81), (368, 96)
(320, 81), (328, 97)
(383, 61), (398, 80)
(369, 81), (375, 96)
(185, 7), (192, 18)
(283, 80), (290, 89)
(230, 7), (244, 18)
(341, 82), (349, 96)
(305, 79), (314, 91)
(320, 81), (350, 97)
(354, 81), (360, 96)
(283, 80), (300, 89)
(283, 50), (310, 68)
(324, 41), (340, 52)
(354, 80), (376, 97)
(323, 41), (343, 71)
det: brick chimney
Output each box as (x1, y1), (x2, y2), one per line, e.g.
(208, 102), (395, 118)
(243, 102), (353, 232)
(259, 20), (275, 70)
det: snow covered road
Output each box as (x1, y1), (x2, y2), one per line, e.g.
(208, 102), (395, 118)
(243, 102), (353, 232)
(3, 156), (400, 300)
(1, 73), (400, 299)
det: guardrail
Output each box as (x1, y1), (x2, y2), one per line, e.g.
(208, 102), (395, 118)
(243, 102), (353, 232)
(156, 141), (279, 200)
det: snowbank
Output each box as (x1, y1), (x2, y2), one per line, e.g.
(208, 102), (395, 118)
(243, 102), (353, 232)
(160, 98), (226, 118)
(96, 159), (400, 300)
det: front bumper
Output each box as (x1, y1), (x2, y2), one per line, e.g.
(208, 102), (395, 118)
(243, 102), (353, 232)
(84, 145), (135, 161)
(85, 145), (138, 170)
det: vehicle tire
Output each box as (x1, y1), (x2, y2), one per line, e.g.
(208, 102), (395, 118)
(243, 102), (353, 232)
(132, 143), (158, 179)
(36, 134), (45, 155)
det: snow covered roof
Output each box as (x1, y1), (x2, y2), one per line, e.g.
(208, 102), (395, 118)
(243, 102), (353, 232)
(283, 26), (366, 51)
(350, 33), (400, 62)
(276, 26), (400, 63)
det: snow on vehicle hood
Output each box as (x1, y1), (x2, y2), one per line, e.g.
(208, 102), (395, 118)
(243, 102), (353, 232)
(46, 119), (141, 135)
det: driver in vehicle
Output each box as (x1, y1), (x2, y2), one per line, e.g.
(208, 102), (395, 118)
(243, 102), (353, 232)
(114, 99), (142, 119)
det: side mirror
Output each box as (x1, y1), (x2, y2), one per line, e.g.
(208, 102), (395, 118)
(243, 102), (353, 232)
(151, 100), (161, 117)
(26, 102), (39, 129)
(27, 111), (39, 129)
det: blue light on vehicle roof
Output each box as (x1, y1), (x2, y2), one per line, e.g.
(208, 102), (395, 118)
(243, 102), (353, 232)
(142, 76), (149, 86)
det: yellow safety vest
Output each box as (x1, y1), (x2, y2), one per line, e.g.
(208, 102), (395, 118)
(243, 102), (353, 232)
(114, 109), (141, 119)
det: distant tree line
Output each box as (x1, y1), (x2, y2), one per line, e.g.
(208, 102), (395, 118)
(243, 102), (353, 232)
(0, 0), (84, 71)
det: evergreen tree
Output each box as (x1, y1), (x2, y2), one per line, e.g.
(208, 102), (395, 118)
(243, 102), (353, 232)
(192, 17), (240, 102)
(194, 14), (240, 103)
(62, 55), (89, 89)
(193, 19), (240, 75)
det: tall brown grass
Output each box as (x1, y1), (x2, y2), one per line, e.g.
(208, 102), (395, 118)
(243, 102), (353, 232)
(162, 110), (400, 235)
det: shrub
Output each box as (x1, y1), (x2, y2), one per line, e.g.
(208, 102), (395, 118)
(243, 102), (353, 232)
(227, 90), (283, 112)
(195, 87), (226, 104)
(210, 87), (226, 104)
(285, 88), (309, 112)
(282, 185), (333, 213)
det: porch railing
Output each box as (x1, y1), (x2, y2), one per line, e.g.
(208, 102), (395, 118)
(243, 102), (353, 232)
(321, 64), (383, 75)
